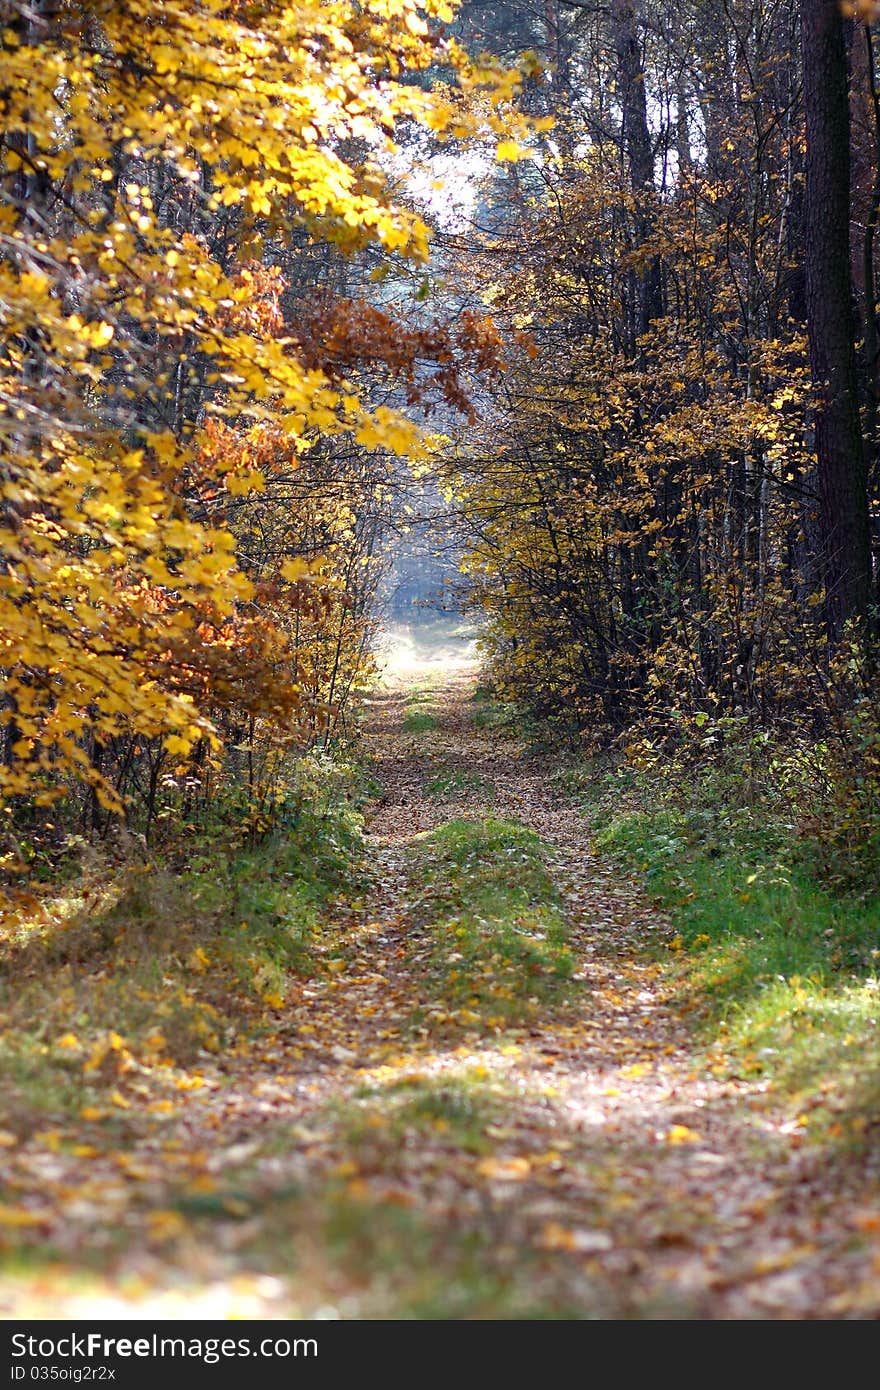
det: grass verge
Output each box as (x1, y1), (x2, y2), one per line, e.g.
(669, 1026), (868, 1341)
(163, 1067), (593, 1317)
(587, 785), (880, 1144)
(0, 787), (364, 1139)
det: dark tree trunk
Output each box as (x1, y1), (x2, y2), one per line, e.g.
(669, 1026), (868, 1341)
(612, 0), (662, 346)
(858, 24), (880, 528)
(800, 0), (872, 640)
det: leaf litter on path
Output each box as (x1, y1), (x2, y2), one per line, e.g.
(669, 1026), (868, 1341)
(1, 635), (879, 1318)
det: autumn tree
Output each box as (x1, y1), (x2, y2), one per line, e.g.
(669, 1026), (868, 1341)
(0, 0), (538, 834)
(440, 0), (849, 738)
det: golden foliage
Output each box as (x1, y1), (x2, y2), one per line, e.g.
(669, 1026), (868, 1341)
(0, 0), (537, 819)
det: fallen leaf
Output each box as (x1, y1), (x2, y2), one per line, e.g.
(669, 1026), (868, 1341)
(0, 1205), (49, 1228)
(537, 1222), (613, 1253)
(665, 1124), (701, 1145)
(476, 1156), (531, 1181)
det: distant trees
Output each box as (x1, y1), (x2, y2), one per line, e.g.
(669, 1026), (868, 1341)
(6, 0), (880, 843)
(446, 0), (880, 736)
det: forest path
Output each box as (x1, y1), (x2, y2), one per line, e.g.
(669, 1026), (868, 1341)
(2, 626), (877, 1318)
(333, 628), (873, 1318)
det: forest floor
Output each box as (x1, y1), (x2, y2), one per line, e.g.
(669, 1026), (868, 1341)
(2, 625), (880, 1319)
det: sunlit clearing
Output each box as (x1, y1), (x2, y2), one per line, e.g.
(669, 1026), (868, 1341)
(375, 621), (480, 685)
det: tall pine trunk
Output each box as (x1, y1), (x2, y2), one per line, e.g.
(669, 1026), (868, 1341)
(800, 0), (872, 641)
(612, 0), (662, 349)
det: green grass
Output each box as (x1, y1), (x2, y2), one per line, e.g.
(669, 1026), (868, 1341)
(182, 1068), (591, 1317)
(403, 818), (575, 1033)
(469, 688), (547, 747)
(402, 711), (440, 734)
(314, 1195), (591, 1318)
(0, 789), (364, 1135)
(472, 705), (501, 729)
(592, 798), (880, 1137)
(144, 1064), (599, 1317)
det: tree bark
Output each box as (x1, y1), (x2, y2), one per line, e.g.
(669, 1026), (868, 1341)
(612, 0), (662, 346)
(800, 0), (872, 640)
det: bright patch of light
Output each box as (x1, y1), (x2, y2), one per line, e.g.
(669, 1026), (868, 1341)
(384, 130), (494, 232)
(405, 149), (494, 231)
(375, 622), (479, 685)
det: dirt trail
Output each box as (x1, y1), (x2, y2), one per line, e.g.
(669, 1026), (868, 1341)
(349, 647), (878, 1318)
(2, 630), (878, 1319)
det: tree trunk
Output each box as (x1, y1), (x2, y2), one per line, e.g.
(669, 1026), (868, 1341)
(612, 0), (662, 346)
(800, 0), (872, 640)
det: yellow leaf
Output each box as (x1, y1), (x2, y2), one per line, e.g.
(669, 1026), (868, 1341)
(752, 1243), (816, 1274)
(34, 1130), (62, 1152)
(89, 321), (114, 348)
(225, 469), (265, 496)
(476, 1156), (531, 1181)
(188, 946), (211, 972)
(496, 139), (531, 162)
(222, 1198), (250, 1216)
(280, 557), (315, 582)
(622, 1062), (652, 1079)
(163, 734), (193, 758)
(537, 1221), (612, 1253)
(332, 1160), (359, 1178)
(147, 1210), (187, 1242)
(188, 1175), (217, 1194)
(0, 1204), (48, 1228)
(666, 1124), (700, 1145)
